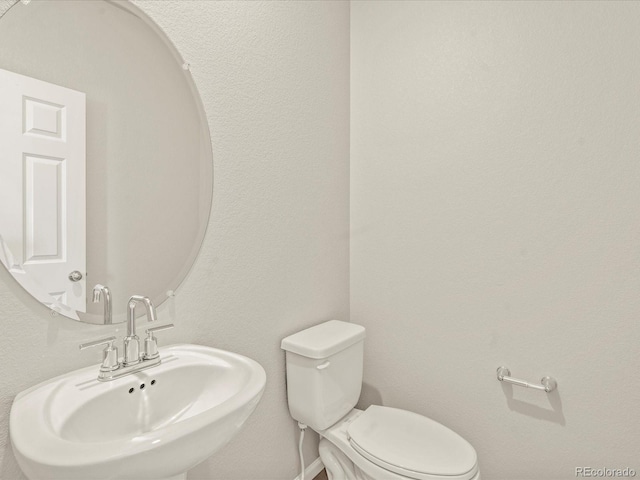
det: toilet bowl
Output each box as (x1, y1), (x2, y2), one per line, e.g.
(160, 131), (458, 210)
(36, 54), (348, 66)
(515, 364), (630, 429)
(318, 408), (479, 480)
(281, 320), (480, 480)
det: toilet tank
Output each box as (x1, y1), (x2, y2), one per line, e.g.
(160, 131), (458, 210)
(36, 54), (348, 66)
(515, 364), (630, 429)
(281, 320), (366, 431)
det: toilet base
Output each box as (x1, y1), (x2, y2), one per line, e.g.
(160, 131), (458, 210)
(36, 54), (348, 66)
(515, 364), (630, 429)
(319, 438), (374, 480)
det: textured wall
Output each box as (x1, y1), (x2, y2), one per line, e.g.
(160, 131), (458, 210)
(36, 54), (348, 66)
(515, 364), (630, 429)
(351, 2), (640, 479)
(0, 1), (350, 479)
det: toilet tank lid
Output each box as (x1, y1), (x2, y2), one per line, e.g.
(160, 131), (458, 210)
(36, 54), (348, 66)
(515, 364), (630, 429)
(281, 320), (365, 359)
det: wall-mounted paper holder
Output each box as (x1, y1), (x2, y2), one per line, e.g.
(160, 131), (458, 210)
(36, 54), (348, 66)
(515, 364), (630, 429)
(496, 366), (557, 393)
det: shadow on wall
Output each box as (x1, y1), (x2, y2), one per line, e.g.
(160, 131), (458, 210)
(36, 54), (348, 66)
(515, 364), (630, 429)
(357, 382), (384, 410)
(499, 384), (565, 426)
(357, 381), (564, 426)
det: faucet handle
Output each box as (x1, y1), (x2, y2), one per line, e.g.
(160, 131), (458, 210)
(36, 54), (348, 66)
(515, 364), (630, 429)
(79, 336), (116, 350)
(144, 324), (174, 360)
(79, 336), (119, 372)
(146, 324), (174, 335)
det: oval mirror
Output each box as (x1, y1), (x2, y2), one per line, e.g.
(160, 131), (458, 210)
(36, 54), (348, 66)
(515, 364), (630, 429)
(0, 0), (213, 324)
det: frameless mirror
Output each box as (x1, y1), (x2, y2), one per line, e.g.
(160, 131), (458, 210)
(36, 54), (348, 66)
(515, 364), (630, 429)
(0, 0), (213, 323)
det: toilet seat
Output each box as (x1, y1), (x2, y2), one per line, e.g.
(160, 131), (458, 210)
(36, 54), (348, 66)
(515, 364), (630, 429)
(347, 406), (478, 480)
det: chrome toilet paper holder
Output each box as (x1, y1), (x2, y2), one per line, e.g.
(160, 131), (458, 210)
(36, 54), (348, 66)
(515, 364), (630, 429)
(496, 366), (557, 393)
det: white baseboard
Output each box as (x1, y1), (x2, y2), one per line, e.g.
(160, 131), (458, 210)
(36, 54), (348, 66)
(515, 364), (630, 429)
(293, 456), (324, 480)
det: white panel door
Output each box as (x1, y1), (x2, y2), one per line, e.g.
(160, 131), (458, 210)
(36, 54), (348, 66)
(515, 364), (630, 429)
(0, 68), (86, 316)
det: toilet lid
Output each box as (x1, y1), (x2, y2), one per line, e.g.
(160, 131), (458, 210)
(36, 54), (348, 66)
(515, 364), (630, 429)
(347, 406), (477, 479)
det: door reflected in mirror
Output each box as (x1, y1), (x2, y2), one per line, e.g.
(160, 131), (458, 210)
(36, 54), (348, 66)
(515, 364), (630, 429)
(0, 0), (213, 323)
(0, 68), (87, 319)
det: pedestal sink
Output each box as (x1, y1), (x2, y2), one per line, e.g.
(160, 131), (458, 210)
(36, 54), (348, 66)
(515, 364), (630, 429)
(10, 344), (267, 480)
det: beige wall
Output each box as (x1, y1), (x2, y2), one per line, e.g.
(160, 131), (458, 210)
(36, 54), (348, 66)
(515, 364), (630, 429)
(351, 2), (640, 479)
(0, 1), (350, 478)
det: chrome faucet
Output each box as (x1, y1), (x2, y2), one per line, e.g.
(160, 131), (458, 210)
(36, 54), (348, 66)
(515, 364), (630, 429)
(79, 294), (174, 381)
(92, 284), (112, 325)
(123, 295), (157, 366)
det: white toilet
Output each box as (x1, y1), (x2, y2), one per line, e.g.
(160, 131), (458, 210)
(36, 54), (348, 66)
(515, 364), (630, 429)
(282, 320), (480, 480)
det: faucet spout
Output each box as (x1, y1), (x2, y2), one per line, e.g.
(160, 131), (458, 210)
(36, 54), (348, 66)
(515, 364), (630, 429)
(92, 284), (112, 325)
(123, 295), (157, 366)
(127, 295), (157, 336)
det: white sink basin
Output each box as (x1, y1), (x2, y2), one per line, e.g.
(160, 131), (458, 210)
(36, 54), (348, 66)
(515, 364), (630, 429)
(10, 344), (266, 480)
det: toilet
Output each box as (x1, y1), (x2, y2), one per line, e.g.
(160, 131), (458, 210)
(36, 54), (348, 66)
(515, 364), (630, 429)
(281, 320), (480, 480)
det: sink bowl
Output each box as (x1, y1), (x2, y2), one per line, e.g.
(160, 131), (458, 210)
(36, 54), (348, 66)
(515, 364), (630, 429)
(10, 344), (266, 480)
